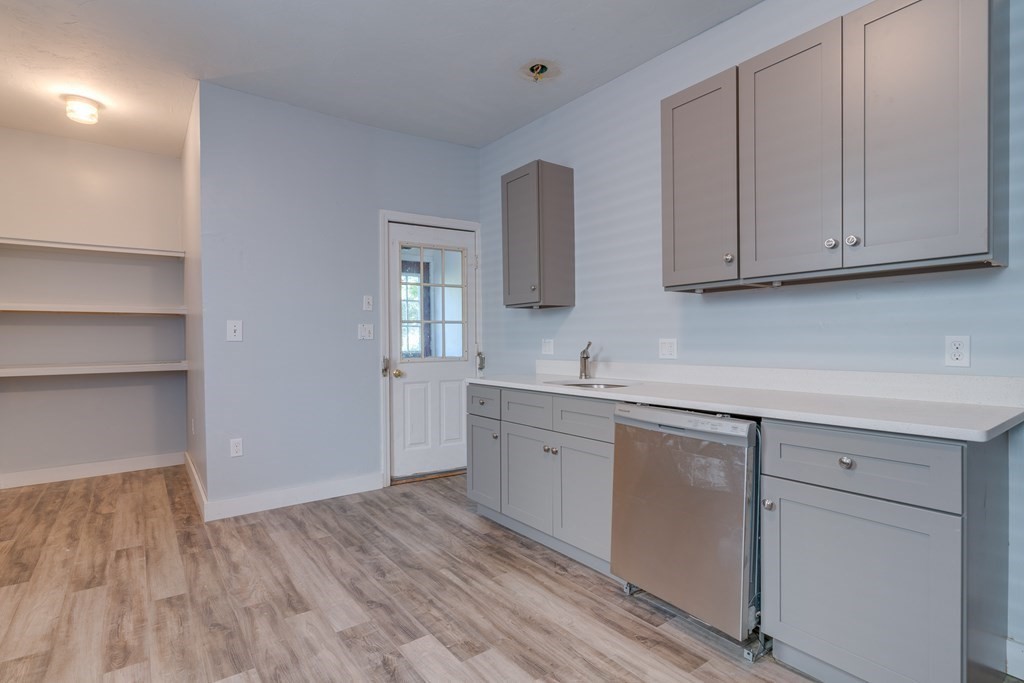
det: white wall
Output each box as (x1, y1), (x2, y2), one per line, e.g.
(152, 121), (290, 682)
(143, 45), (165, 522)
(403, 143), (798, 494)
(478, 0), (1024, 669)
(0, 127), (182, 252)
(196, 82), (478, 502)
(183, 88), (208, 489)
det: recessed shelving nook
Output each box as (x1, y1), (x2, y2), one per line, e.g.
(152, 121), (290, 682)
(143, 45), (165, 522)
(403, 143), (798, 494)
(0, 237), (187, 487)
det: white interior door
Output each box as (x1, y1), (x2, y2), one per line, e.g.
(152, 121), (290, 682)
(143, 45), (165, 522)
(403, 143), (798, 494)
(388, 222), (478, 479)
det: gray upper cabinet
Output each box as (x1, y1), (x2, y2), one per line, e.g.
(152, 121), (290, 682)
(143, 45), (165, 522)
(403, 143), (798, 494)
(662, 68), (739, 289)
(502, 160), (575, 308)
(739, 20), (843, 279)
(843, 0), (991, 268)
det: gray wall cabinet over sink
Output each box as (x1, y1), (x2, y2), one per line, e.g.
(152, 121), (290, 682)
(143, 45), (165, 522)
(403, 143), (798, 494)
(663, 0), (1009, 293)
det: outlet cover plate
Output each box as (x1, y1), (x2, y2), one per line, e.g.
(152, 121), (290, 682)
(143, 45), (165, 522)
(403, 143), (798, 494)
(541, 339), (554, 355)
(230, 438), (243, 457)
(945, 335), (970, 367)
(659, 338), (678, 360)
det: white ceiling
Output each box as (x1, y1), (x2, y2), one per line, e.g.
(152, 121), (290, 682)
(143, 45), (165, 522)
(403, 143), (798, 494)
(0, 0), (763, 157)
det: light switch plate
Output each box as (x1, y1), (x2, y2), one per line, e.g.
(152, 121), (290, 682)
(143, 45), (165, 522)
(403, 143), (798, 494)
(227, 320), (243, 341)
(362, 295), (373, 311)
(659, 338), (678, 360)
(541, 339), (554, 355)
(358, 324), (374, 340)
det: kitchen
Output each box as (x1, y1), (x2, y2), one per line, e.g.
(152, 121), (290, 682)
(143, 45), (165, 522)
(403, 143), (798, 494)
(0, 0), (1021, 681)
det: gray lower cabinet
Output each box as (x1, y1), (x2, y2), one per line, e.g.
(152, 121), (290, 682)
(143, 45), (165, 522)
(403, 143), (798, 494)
(467, 384), (616, 566)
(466, 414), (501, 510)
(501, 160), (575, 309)
(760, 419), (1009, 683)
(502, 421), (614, 561)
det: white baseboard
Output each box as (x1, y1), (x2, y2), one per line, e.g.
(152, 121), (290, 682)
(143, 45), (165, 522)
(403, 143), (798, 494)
(183, 452), (209, 521)
(0, 452), (186, 489)
(1009, 638), (1024, 678)
(183, 454), (381, 522)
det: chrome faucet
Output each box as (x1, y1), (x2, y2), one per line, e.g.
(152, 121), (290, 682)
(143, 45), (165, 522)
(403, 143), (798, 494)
(579, 341), (593, 380)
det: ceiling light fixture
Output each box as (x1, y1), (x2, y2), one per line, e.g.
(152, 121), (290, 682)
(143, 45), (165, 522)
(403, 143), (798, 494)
(62, 95), (100, 125)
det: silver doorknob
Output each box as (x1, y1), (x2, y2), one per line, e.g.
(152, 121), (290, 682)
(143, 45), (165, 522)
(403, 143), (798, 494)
(542, 445), (551, 453)
(492, 433), (499, 439)
(530, 284), (537, 291)
(845, 235), (860, 247)
(838, 456), (854, 470)
(824, 238), (837, 249)
(392, 369), (404, 378)
(479, 399), (486, 405)
(550, 447), (559, 455)
(762, 499), (775, 511)
(723, 253), (735, 264)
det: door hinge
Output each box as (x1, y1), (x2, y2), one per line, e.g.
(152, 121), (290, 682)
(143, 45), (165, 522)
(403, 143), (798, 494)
(381, 356), (390, 377)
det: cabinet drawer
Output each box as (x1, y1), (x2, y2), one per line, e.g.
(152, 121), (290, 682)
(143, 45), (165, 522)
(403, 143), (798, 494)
(501, 390), (553, 430)
(762, 420), (962, 514)
(467, 384), (501, 419)
(553, 396), (615, 443)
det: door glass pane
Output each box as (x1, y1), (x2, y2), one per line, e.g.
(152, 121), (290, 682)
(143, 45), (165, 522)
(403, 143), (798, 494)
(396, 241), (468, 363)
(444, 250), (463, 285)
(401, 247), (421, 278)
(443, 288), (463, 322)
(401, 323), (422, 358)
(423, 248), (444, 284)
(444, 323), (464, 358)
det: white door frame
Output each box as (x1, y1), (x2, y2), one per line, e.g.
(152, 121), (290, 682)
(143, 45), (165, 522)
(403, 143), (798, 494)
(378, 210), (482, 486)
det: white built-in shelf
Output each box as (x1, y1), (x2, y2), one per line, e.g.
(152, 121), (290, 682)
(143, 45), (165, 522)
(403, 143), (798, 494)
(0, 237), (185, 259)
(0, 361), (189, 378)
(0, 303), (186, 315)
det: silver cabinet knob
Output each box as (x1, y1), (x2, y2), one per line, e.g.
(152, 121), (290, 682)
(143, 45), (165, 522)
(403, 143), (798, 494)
(824, 238), (837, 249)
(491, 433), (499, 439)
(838, 456), (854, 470)
(530, 284), (537, 291)
(723, 253), (735, 264)
(762, 499), (775, 511)
(845, 235), (860, 247)
(479, 399), (486, 405)
(550, 447), (559, 455)
(542, 445), (551, 453)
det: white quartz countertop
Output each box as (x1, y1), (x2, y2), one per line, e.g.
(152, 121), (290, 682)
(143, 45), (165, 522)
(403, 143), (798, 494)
(469, 374), (1024, 442)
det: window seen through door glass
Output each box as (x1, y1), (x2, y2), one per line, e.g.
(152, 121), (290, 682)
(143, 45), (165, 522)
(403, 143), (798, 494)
(399, 244), (466, 360)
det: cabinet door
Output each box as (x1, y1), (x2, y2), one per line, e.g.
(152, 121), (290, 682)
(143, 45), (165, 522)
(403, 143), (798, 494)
(761, 476), (962, 683)
(662, 68), (739, 288)
(739, 20), (842, 278)
(552, 433), (613, 561)
(502, 161), (541, 306)
(467, 415), (501, 510)
(501, 422), (554, 533)
(843, 0), (989, 267)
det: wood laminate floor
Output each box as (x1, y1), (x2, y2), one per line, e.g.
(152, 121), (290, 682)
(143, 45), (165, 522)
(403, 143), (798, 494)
(0, 467), (814, 682)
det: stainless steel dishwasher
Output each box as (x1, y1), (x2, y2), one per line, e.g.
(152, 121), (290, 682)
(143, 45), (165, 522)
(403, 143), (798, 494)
(610, 403), (759, 642)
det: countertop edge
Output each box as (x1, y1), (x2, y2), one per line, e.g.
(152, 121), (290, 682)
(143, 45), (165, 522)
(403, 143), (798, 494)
(466, 375), (1024, 443)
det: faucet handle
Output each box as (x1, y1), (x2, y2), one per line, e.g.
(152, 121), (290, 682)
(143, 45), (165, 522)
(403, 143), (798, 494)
(581, 341), (592, 357)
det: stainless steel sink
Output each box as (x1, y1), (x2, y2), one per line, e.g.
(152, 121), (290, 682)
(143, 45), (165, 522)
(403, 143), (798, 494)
(545, 381), (628, 389)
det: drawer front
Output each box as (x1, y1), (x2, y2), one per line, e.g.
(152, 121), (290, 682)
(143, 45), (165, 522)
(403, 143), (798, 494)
(762, 420), (962, 513)
(467, 384), (501, 419)
(501, 389), (553, 430)
(553, 396), (615, 443)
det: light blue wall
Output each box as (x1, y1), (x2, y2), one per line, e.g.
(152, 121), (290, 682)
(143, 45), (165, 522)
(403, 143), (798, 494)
(479, 0), (1024, 659)
(197, 82), (478, 501)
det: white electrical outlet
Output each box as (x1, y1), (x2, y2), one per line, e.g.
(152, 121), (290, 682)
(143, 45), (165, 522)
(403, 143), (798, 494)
(945, 335), (970, 367)
(659, 338), (678, 360)
(226, 320), (243, 341)
(230, 437), (243, 457)
(541, 339), (554, 355)
(358, 323), (374, 340)
(362, 295), (373, 311)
